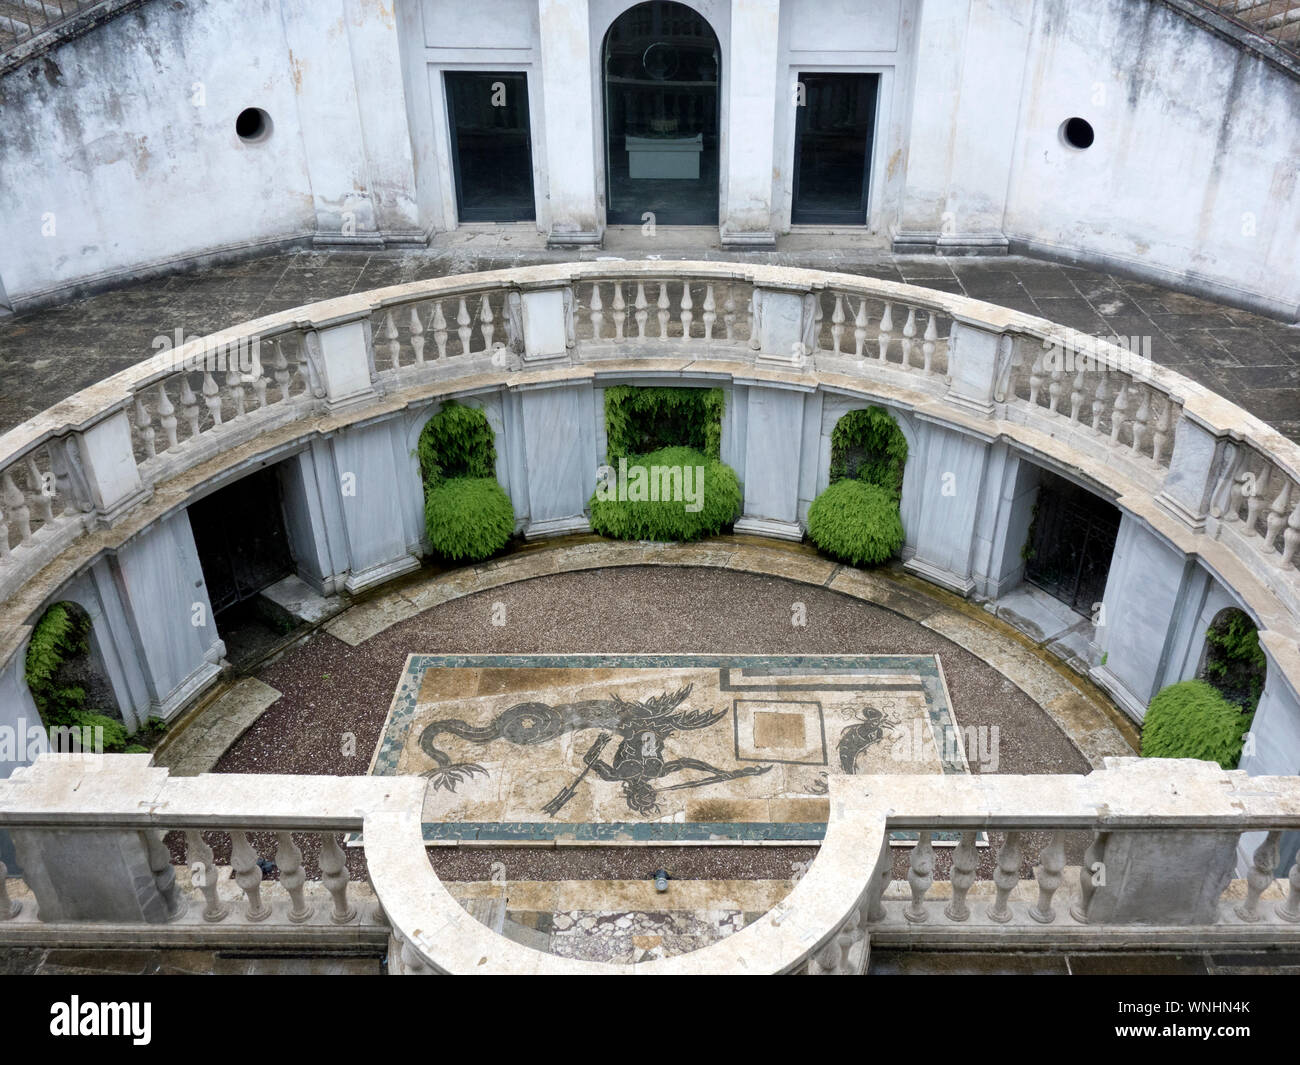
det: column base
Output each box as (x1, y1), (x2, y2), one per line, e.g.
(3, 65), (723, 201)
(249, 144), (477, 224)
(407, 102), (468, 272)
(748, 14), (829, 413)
(720, 230), (777, 249)
(903, 557), (975, 597)
(546, 229), (603, 248)
(733, 516), (804, 541)
(1154, 491), (1208, 532)
(343, 554), (421, 595)
(150, 657), (224, 723)
(1087, 665), (1148, 724)
(524, 515), (592, 541)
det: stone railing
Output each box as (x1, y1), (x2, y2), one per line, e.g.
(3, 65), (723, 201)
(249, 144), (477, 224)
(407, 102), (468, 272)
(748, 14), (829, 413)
(1, 755), (1297, 972)
(1, 261), (1299, 729)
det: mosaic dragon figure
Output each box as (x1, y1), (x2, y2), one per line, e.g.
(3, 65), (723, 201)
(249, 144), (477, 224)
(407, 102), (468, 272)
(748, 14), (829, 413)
(418, 683), (772, 816)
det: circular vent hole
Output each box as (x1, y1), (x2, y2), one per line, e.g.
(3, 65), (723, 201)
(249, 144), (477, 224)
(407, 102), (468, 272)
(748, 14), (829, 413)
(1061, 117), (1094, 150)
(235, 107), (272, 143)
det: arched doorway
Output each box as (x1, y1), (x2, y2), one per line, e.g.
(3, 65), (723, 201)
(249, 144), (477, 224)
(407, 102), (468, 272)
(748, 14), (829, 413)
(603, 1), (720, 225)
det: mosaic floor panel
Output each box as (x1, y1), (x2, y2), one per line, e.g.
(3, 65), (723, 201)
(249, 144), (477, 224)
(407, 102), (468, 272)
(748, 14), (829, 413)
(371, 654), (969, 842)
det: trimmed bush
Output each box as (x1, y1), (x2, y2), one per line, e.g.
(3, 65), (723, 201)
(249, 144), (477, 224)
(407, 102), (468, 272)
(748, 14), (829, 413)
(588, 446), (741, 542)
(604, 386), (724, 462)
(829, 406), (908, 494)
(417, 401), (515, 562)
(424, 477), (515, 562)
(1141, 679), (1253, 770)
(806, 479), (905, 567)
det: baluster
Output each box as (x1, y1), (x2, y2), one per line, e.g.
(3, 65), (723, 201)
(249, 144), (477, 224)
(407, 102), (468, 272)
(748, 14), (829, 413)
(144, 830), (185, 920)
(318, 832), (357, 924)
(1029, 830), (1067, 923)
(0, 505), (7, 560)
(134, 395), (156, 460)
(1068, 369), (1086, 422)
(877, 303), (893, 361)
(202, 370), (222, 427)
(432, 301), (448, 359)
(830, 294), (846, 355)
(1070, 830), (1108, 922)
(179, 374), (201, 438)
(226, 365), (247, 418)
(900, 306), (916, 368)
(745, 289), (757, 342)
(702, 284), (716, 341)
(922, 312), (938, 373)
(1151, 399), (1172, 464)
(723, 286), (736, 342)
(634, 282), (649, 339)
(944, 830), (978, 921)
(811, 293), (823, 354)
(679, 282), (693, 338)
(1245, 466), (1270, 537)
(1278, 847), (1300, 923)
(657, 282), (670, 339)
(1109, 382), (1129, 445)
(271, 340), (291, 402)
(864, 831), (893, 923)
(3, 472), (29, 545)
(456, 298), (472, 355)
(1235, 831), (1281, 922)
(185, 829), (228, 922)
(987, 830), (1022, 923)
(26, 454), (53, 526)
(156, 381), (178, 450)
(1091, 376), (1109, 433)
(409, 306), (426, 365)
(904, 830), (934, 923)
(1028, 352), (1044, 406)
(229, 830), (271, 921)
(399, 934), (432, 974)
(378, 312), (400, 369)
(1281, 501), (1300, 570)
(1264, 481), (1292, 552)
(612, 283), (627, 341)
(1130, 389), (1150, 455)
(589, 284), (604, 340)
(248, 341), (268, 409)
(854, 299), (869, 360)
(276, 831), (312, 923)
(835, 908), (861, 974)
(0, 859), (20, 919)
(1047, 365), (1065, 414)
(478, 294), (495, 353)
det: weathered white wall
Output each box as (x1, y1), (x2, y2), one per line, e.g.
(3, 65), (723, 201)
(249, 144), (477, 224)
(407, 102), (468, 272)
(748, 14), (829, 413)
(0, 0), (421, 307)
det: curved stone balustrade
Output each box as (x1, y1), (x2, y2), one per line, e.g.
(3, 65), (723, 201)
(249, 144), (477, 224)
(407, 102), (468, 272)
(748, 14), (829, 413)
(0, 262), (1298, 755)
(2, 756), (1298, 973)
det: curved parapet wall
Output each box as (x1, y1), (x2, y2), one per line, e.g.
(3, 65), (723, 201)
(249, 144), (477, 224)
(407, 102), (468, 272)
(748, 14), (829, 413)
(0, 262), (1297, 774)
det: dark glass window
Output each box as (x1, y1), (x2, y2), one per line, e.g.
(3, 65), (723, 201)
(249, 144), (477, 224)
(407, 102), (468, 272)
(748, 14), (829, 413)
(603, 1), (720, 225)
(791, 73), (879, 225)
(445, 71), (536, 222)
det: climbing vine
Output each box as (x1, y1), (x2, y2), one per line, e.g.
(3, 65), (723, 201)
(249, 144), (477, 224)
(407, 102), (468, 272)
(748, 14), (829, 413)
(604, 386), (724, 462)
(828, 406), (908, 495)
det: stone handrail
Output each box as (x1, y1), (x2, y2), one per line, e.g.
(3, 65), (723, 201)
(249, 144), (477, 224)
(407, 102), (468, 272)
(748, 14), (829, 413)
(1, 261), (1298, 705)
(2, 755), (1298, 973)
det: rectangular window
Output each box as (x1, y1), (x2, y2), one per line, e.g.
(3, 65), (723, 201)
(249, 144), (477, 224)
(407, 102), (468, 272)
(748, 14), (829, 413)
(444, 71), (536, 222)
(791, 73), (879, 225)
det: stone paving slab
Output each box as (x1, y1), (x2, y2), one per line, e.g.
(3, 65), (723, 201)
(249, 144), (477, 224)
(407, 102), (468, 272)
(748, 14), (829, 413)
(2, 239), (1297, 440)
(154, 677), (282, 776)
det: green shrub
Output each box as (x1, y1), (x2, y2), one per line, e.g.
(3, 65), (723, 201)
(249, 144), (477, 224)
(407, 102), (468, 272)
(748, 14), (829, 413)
(424, 477), (515, 562)
(1141, 679), (1253, 770)
(604, 386), (724, 462)
(829, 406), (908, 494)
(588, 446), (740, 542)
(25, 602), (91, 720)
(417, 399), (498, 483)
(1201, 609), (1266, 713)
(806, 479), (905, 567)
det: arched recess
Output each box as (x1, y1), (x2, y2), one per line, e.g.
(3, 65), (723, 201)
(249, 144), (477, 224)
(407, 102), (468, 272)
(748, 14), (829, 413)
(601, 1), (722, 225)
(1197, 606), (1267, 715)
(24, 600), (124, 733)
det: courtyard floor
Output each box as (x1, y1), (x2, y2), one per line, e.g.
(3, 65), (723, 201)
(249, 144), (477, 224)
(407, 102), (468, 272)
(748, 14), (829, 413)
(1, 228), (1297, 440)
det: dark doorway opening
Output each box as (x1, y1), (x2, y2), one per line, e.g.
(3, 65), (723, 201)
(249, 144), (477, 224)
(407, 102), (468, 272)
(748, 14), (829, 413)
(190, 466), (294, 618)
(445, 71), (536, 222)
(603, 1), (720, 225)
(791, 72), (878, 225)
(1023, 474), (1120, 615)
